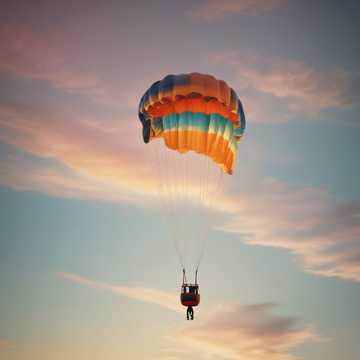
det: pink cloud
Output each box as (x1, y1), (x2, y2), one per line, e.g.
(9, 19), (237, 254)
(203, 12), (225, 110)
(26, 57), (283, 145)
(0, 102), (161, 202)
(173, 303), (318, 360)
(212, 53), (357, 119)
(0, 339), (11, 350)
(0, 24), (122, 106)
(0, 150), (141, 203)
(0, 102), (226, 205)
(191, 0), (287, 20)
(58, 272), (182, 313)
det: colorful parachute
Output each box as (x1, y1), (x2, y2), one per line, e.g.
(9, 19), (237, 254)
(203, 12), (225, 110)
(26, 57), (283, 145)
(138, 73), (246, 279)
(138, 73), (245, 174)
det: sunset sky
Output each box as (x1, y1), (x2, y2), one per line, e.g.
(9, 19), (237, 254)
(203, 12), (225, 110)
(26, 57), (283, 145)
(1, 1), (360, 359)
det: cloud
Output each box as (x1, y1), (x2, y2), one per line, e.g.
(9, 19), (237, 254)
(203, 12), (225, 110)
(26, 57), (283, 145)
(191, 0), (287, 20)
(172, 303), (318, 360)
(0, 101), (226, 206)
(58, 272), (182, 313)
(0, 102), (161, 204)
(0, 24), (120, 105)
(212, 53), (359, 119)
(59, 272), (319, 360)
(0, 339), (11, 350)
(220, 178), (360, 282)
(0, 146), (138, 203)
(1, 101), (360, 282)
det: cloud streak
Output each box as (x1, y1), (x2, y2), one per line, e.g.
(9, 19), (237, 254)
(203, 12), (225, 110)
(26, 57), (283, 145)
(58, 272), (182, 313)
(0, 147), (135, 203)
(0, 102), (160, 204)
(0, 101), (224, 206)
(220, 178), (360, 282)
(212, 53), (359, 119)
(0, 24), (122, 106)
(191, 0), (287, 20)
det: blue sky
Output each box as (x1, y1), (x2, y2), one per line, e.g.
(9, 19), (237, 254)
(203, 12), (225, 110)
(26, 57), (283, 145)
(0, 1), (360, 359)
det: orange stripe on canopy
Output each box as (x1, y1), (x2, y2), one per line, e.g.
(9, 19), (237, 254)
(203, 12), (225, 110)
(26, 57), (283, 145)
(147, 97), (239, 125)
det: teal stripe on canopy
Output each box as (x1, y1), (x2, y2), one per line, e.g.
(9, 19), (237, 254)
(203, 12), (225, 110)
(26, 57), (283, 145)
(158, 112), (241, 145)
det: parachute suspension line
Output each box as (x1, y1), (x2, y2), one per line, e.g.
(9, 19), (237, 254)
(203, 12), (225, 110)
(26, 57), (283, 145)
(176, 150), (188, 270)
(195, 154), (209, 270)
(198, 157), (227, 270)
(166, 147), (186, 270)
(151, 143), (168, 241)
(196, 154), (218, 271)
(168, 150), (181, 266)
(183, 149), (190, 271)
(176, 151), (184, 267)
(151, 143), (182, 268)
(182, 268), (187, 285)
(151, 137), (228, 276)
(182, 267), (198, 286)
(211, 163), (225, 211)
(192, 153), (202, 272)
(175, 150), (184, 268)
(153, 141), (186, 270)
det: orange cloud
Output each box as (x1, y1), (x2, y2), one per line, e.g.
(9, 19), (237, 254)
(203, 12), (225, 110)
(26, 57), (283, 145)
(0, 102), (161, 202)
(171, 303), (318, 360)
(0, 339), (11, 350)
(0, 102), (226, 206)
(0, 150), (139, 203)
(212, 53), (358, 118)
(58, 272), (182, 313)
(191, 0), (287, 20)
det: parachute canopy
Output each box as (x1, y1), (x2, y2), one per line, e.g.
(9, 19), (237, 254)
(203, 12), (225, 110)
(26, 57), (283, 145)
(138, 73), (245, 174)
(138, 73), (246, 276)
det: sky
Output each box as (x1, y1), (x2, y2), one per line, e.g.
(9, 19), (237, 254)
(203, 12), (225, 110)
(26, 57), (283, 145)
(0, 0), (360, 359)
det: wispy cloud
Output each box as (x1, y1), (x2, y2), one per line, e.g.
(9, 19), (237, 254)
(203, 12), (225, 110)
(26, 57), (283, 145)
(212, 53), (359, 119)
(58, 272), (182, 313)
(220, 178), (360, 282)
(0, 102), (223, 205)
(0, 24), (122, 106)
(0, 102), (159, 203)
(0, 147), (136, 203)
(1, 100), (360, 282)
(171, 303), (318, 360)
(191, 0), (287, 20)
